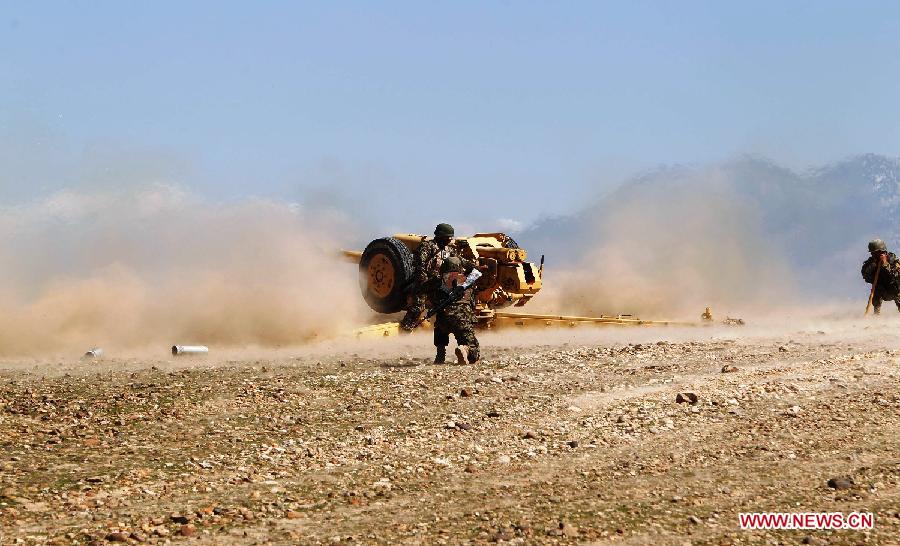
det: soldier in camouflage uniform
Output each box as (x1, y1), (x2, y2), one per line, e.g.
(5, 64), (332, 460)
(400, 223), (461, 332)
(431, 256), (481, 365)
(861, 239), (900, 314)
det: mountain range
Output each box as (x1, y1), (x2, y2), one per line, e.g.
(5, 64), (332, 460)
(517, 154), (900, 300)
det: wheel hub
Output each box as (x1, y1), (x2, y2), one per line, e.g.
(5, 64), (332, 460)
(367, 254), (395, 298)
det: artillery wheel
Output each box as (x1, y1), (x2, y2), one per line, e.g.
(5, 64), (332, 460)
(359, 237), (414, 313)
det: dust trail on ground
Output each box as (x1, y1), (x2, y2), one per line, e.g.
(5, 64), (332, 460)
(0, 184), (363, 357)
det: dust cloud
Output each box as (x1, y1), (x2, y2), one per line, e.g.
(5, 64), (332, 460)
(531, 167), (798, 320)
(0, 184), (362, 357)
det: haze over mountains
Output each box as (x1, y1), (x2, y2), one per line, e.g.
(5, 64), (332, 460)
(518, 154), (900, 304)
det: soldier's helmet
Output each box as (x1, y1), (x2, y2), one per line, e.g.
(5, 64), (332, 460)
(434, 223), (455, 238)
(441, 256), (464, 274)
(868, 239), (888, 253)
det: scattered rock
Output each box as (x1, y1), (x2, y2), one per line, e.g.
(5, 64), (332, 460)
(720, 365), (738, 373)
(179, 524), (196, 537)
(560, 521), (579, 537)
(104, 532), (129, 542)
(676, 392), (699, 405)
(827, 477), (854, 490)
(523, 431), (537, 440)
(486, 410), (502, 418)
(170, 514), (191, 524)
(286, 510), (302, 519)
(567, 440), (579, 448)
(460, 388), (473, 398)
(688, 515), (701, 525)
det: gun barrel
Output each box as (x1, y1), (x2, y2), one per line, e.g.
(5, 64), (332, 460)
(340, 250), (363, 263)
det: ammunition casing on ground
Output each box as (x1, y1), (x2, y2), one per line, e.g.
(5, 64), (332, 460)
(172, 345), (209, 356)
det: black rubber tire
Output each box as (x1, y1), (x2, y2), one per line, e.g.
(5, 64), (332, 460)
(359, 237), (415, 314)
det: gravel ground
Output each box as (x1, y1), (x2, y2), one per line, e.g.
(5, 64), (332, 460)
(1, 319), (899, 545)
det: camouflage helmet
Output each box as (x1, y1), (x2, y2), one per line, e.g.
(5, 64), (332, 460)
(869, 239), (888, 253)
(441, 256), (464, 274)
(434, 223), (455, 238)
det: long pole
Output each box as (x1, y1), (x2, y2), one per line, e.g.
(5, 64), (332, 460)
(865, 263), (881, 315)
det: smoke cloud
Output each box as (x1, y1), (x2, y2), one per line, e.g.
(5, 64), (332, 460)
(530, 165), (797, 319)
(0, 184), (362, 356)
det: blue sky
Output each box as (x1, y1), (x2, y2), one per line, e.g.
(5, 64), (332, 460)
(3, 1), (900, 231)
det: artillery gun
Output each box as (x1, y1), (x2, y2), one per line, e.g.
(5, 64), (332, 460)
(343, 232), (681, 334)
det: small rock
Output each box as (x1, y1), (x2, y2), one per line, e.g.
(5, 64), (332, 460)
(827, 477), (854, 490)
(560, 521), (579, 537)
(802, 536), (825, 545)
(779, 345), (788, 352)
(676, 392), (699, 405)
(498, 455), (512, 464)
(486, 410), (502, 418)
(104, 532), (129, 542)
(567, 440), (579, 448)
(688, 515), (701, 525)
(456, 422), (473, 431)
(523, 431), (537, 440)
(721, 365), (738, 373)
(464, 464), (477, 473)
(285, 510), (302, 519)
(179, 524), (196, 537)
(460, 388), (473, 398)
(170, 514), (191, 524)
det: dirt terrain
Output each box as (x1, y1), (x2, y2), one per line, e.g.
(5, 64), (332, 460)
(1, 319), (899, 545)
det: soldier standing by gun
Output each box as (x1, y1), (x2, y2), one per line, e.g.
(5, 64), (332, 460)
(400, 223), (460, 332)
(862, 239), (900, 315)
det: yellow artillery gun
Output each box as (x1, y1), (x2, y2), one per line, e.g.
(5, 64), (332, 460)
(342, 232), (683, 337)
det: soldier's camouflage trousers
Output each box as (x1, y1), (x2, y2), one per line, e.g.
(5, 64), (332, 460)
(872, 293), (900, 314)
(433, 305), (479, 363)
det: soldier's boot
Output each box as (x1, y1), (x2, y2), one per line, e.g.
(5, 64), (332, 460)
(467, 346), (481, 365)
(434, 347), (447, 364)
(454, 346), (469, 365)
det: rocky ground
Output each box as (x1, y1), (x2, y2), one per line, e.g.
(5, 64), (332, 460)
(1, 319), (899, 545)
